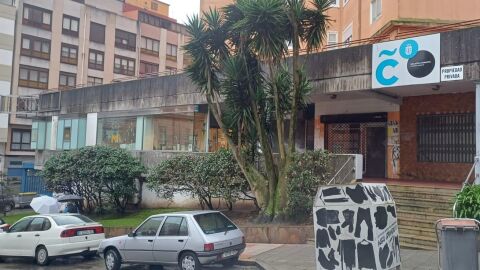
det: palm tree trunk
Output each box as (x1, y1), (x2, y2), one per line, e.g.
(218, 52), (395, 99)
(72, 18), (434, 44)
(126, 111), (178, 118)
(268, 63), (286, 166)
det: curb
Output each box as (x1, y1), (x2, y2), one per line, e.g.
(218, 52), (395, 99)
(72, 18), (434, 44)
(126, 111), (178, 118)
(238, 260), (267, 270)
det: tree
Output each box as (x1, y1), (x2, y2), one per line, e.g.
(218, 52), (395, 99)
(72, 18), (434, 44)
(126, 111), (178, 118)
(147, 149), (253, 210)
(184, 0), (330, 220)
(41, 146), (145, 213)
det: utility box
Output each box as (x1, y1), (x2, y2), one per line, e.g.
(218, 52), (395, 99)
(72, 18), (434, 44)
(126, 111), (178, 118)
(313, 183), (401, 270)
(436, 218), (479, 270)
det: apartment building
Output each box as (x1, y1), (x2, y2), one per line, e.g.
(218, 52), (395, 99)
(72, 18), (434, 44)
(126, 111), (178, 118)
(6, 0), (188, 175)
(0, 0), (16, 172)
(200, 0), (480, 47)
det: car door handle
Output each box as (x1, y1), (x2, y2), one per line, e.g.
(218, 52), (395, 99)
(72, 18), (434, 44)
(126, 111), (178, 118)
(148, 240), (153, 243)
(178, 240), (184, 242)
(16, 235), (21, 237)
(35, 234), (40, 237)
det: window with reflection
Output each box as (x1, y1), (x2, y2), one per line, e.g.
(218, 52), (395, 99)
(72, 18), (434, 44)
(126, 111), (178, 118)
(97, 117), (136, 150)
(144, 114), (194, 151)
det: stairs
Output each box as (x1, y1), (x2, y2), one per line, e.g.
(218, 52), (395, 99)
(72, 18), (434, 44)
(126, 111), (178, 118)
(387, 183), (460, 250)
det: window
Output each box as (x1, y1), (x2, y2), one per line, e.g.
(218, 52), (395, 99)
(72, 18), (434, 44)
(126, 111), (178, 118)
(23, 4), (51, 30)
(60, 43), (78, 65)
(97, 117), (137, 150)
(329, 0), (339, 7)
(141, 36), (160, 55)
(147, 113), (194, 151)
(27, 218), (51, 231)
(343, 0), (350, 5)
(138, 11), (172, 29)
(9, 218), (32, 233)
(371, 0), (382, 22)
(166, 43), (177, 61)
(88, 50), (104, 71)
(18, 65), (48, 89)
(140, 61), (159, 75)
(115, 29), (136, 51)
(151, 1), (158, 10)
(87, 76), (103, 86)
(62, 15), (79, 36)
(135, 217), (164, 237)
(11, 129), (32, 151)
(51, 215), (94, 226)
(194, 213), (237, 235)
(114, 55), (136, 76)
(165, 66), (177, 75)
(90, 22), (105, 44)
(63, 126), (71, 142)
(21, 34), (50, 60)
(159, 217), (188, 236)
(59, 72), (76, 90)
(327, 31), (338, 49)
(417, 113), (475, 163)
(342, 23), (353, 47)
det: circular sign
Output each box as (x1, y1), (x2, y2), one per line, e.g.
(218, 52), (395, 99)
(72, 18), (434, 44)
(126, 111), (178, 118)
(400, 39), (419, 59)
(407, 50), (435, 78)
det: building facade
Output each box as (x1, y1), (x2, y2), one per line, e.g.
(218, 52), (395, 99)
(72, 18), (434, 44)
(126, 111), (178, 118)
(200, 0), (480, 47)
(6, 0), (189, 175)
(33, 26), (480, 185)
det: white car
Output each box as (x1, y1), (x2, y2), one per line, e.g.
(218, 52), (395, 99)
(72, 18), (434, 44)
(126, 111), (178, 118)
(0, 214), (105, 265)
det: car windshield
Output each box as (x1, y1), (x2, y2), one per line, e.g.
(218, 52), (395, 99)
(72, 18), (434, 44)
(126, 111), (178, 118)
(194, 213), (237, 235)
(51, 215), (94, 226)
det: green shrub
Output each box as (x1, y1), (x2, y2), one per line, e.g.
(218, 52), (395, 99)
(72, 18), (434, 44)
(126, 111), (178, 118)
(285, 150), (330, 222)
(454, 185), (480, 220)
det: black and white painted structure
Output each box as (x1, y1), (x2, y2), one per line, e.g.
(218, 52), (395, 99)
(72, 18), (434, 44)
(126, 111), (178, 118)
(314, 184), (400, 270)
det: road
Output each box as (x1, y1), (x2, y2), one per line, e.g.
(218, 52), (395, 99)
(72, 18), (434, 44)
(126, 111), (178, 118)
(0, 256), (260, 270)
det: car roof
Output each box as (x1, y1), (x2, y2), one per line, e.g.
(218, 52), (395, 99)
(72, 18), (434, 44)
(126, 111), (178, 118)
(20, 213), (84, 219)
(150, 210), (220, 217)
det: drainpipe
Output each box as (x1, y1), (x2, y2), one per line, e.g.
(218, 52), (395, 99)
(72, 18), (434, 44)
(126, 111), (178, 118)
(80, 8), (87, 85)
(475, 82), (480, 184)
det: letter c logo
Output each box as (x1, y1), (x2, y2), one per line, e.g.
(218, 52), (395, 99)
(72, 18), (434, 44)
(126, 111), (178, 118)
(376, 59), (399, 86)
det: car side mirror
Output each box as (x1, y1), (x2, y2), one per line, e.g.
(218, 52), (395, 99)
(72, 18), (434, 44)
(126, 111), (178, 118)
(128, 232), (136, 238)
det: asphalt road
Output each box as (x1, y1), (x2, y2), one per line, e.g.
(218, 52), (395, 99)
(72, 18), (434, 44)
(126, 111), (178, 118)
(0, 256), (260, 270)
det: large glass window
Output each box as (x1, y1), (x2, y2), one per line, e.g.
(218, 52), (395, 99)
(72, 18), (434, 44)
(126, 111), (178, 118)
(148, 114), (194, 151)
(97, 117), (137, 150)
(114, 55), (135, 76)
(23, 4), (51, 30)
(21, 34), (50, 60)
(141, 36), (160, 55)
(18, 65), (48, 89)
(115, 29), (136, 51)
(11, 129), (32, 151)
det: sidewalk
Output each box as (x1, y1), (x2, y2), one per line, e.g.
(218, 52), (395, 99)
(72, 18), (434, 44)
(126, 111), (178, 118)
(241, 243), (439, 270)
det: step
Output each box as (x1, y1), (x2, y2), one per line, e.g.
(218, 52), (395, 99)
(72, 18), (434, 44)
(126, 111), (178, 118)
(400, 233), (437, 248)
(398, 225), (437, 238)
(394, 204), (453, 216)
(390, 190), (456, 201)
(399, 241), (438, 251)
(394, 198), (454, 210)
(398, 217), (437, 229)
(387, 184), (460, 195)
(397, 209), (451, 222)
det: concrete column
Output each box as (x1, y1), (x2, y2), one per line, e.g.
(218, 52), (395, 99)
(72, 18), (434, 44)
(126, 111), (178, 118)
(476, 83), (480, 184)
(50, 116), (58, 150)
(85, 113), (97, 146)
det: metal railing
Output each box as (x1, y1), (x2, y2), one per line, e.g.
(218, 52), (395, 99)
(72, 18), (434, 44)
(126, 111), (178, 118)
(327, 154), (358, 185)
(452, 158), (478, 217)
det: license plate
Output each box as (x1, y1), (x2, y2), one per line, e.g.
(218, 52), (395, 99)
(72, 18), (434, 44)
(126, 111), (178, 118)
(77, 230), (95, 236)
(222, 250), (238, 258)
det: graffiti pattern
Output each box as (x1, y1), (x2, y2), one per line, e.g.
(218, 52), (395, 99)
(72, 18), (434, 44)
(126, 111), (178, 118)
(315, 184), (400, 270)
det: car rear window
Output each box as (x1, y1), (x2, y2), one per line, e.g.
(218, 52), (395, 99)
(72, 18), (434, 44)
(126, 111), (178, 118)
(194, 213), (237, 235)
(52, 215), (94, 226)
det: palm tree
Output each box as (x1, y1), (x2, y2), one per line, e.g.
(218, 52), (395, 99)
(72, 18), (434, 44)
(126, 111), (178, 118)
(185, 0), (330, 221)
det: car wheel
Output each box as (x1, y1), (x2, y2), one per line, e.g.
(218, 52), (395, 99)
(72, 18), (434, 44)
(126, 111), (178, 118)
(180, 252), (201, 270)
(104, 249), (121, 270)
(35, 246), (50, 266)
(222, 256), (239, 267)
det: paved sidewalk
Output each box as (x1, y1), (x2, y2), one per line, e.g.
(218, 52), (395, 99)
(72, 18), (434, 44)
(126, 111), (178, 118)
(242, 244), (439, 270)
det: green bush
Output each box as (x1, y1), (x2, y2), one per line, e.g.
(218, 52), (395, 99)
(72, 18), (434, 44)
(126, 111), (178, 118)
(285, 150), (330, 222)
(454, 185), (480, 220)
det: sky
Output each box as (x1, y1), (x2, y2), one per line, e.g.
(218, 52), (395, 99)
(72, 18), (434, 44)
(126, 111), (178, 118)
(162, 0), (201, 24)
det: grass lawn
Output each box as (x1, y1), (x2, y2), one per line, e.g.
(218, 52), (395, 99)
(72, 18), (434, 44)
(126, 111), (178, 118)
(2, 208), (188, 228)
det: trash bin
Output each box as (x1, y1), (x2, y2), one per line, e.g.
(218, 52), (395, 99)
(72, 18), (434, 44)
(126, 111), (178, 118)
(313, 183), (401, 270)
(435, 218), (479, 270)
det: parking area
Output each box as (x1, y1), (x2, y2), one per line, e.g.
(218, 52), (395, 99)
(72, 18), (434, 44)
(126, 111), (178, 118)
(0, 257), (260, 270)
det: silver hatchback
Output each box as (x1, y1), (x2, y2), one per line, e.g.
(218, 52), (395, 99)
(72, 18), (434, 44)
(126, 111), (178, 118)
(98, 210), (246, 270)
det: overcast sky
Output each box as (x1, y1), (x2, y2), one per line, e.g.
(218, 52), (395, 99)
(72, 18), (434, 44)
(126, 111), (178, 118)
(162, 0), (201, 24)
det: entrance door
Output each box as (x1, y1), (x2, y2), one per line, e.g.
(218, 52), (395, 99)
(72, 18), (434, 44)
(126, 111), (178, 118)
(365, 127), (386, 178)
